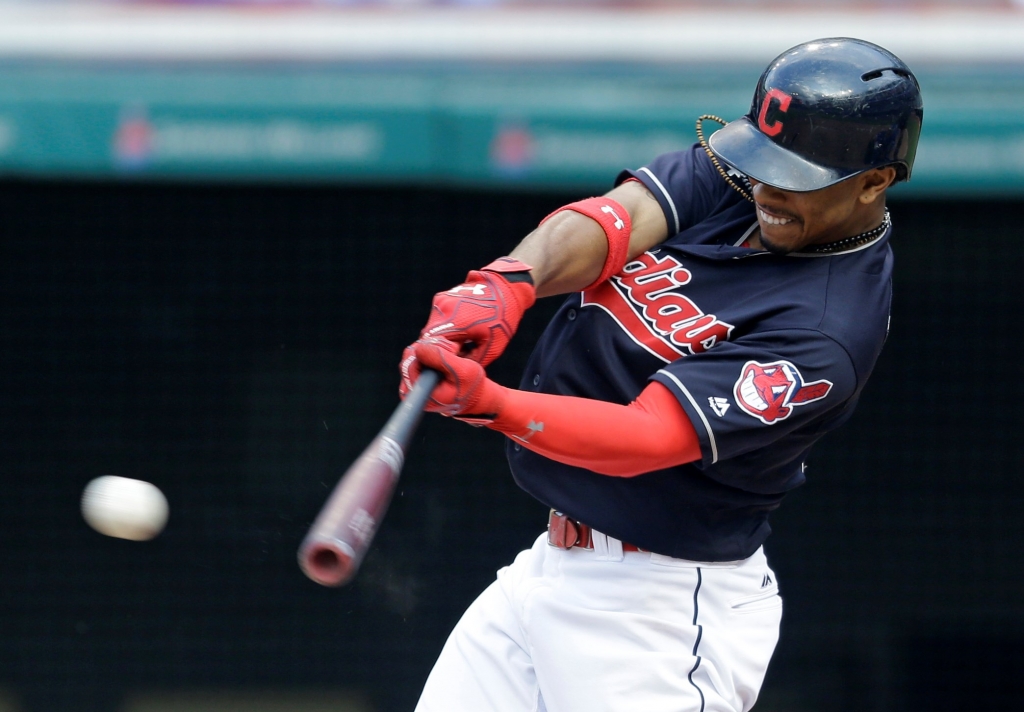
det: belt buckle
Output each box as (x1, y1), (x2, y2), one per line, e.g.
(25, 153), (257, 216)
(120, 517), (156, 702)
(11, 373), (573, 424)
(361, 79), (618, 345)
(547, 510), (579, 549)
(547, 509), (592, 549)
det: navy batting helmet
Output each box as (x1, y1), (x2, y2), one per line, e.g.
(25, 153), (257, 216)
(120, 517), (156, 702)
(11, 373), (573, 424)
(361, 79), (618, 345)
(708, 38), (923, 192)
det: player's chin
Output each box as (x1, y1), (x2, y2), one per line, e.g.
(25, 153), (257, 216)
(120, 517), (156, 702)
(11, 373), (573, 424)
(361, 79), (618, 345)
(758, 222), (804, 255)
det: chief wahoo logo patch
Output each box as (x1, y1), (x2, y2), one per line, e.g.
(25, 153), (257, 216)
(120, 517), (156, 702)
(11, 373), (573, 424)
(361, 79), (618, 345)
(734, 360), (833, 424)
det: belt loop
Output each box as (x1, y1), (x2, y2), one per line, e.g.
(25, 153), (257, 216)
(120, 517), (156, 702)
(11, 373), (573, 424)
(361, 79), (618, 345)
(591, 531), (624, 562)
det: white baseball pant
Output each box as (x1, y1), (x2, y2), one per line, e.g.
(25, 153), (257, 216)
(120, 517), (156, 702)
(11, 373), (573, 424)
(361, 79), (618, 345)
(415, 532), (781, 712)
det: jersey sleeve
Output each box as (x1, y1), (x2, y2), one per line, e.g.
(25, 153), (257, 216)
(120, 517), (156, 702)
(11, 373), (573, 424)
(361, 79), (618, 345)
(616, 144), (733, 237)
(650, 329), (859, 472)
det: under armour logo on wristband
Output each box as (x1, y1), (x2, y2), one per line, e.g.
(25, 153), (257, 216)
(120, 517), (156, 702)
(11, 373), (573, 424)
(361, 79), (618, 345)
(449, 284), (488, 296)
(600, 205), (625, 231)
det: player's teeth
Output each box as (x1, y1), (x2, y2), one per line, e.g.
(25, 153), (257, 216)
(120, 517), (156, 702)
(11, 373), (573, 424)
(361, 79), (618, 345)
(758, 208), (793, 226)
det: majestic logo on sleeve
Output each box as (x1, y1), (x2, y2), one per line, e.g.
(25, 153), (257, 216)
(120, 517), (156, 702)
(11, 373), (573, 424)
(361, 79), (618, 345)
(734, 360), (833, 424)
(582, 252), (734, 362)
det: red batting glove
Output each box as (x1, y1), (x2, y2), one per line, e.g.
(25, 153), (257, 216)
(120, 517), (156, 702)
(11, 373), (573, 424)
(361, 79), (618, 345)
(410, 339), (507, 426)
(417, 257), (536, 367)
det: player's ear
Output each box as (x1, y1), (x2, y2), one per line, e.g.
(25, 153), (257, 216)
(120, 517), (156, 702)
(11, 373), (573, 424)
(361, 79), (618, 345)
(858, 167), (897, 205)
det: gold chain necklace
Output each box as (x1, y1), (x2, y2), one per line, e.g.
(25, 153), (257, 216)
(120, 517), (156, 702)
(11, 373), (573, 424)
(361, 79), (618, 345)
(696, 115), (754, 203)
(796, 209), (891, 254)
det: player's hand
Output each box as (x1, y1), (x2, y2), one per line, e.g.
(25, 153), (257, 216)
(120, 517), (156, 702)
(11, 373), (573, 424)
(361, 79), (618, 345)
(414, 257), (536, 367)
(405, 339), (505, 426)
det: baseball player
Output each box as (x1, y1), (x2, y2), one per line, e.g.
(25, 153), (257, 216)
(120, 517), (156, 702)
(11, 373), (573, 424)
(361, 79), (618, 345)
(400, 38), (923, 712)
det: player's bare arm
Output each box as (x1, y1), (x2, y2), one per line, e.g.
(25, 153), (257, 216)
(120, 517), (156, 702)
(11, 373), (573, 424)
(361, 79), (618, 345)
(398, 179), (696, 472)
(509, 180), (669, 298)
(398, 180), (669, 384)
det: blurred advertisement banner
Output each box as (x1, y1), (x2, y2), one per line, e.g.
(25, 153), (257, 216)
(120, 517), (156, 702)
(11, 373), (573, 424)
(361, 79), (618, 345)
(0, 4), (1022, 192)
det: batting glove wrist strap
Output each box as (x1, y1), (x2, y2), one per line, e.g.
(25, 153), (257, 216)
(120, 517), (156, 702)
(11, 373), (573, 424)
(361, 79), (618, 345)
(418, 257), (536, 368)
(479, 256), (534, 282)
(541, 197), (632, 290)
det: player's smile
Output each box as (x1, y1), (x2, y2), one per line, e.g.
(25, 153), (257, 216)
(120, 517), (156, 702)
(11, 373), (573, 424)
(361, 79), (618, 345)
(756, 203), (798, 229)
(751, 179), (855, 254)
(749, 170), (894, 255)
(756, 205), (795, 226)
(752, 190), (811, 254)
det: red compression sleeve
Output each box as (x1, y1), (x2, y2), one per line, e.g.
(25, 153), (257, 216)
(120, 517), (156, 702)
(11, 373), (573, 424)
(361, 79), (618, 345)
(486, 381), (702, 476)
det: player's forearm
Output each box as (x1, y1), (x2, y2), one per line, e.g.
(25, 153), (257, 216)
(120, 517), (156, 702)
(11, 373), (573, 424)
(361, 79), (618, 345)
(510, 182), (670, 298)
(482, 381), (701, 477)
(510, 213), (608, 297)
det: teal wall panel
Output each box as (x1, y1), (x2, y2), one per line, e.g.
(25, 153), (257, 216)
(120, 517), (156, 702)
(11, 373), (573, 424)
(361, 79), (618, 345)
(0, 63), (1021, 194)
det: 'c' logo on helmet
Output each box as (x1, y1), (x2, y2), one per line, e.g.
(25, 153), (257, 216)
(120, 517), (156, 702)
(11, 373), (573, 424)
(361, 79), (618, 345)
(757, 88), (793, 137)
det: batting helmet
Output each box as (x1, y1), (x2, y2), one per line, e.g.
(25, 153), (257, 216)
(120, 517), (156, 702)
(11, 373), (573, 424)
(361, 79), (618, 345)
(708, 38), (923, 192)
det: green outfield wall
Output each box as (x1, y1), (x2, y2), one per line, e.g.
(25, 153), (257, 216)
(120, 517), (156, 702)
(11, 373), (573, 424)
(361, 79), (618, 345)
(1, 62), (1023, 195)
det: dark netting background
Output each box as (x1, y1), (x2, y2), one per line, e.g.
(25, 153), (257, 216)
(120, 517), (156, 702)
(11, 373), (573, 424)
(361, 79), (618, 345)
(0, 179), (1020, 712)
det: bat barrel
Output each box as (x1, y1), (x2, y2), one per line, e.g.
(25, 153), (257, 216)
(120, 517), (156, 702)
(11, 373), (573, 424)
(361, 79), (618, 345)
(298, 536), (357, 587)
(297, 369), (439, 587)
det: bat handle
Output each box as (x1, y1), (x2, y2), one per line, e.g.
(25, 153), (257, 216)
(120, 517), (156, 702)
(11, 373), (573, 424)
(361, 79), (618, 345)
(381, 369), (439, 443)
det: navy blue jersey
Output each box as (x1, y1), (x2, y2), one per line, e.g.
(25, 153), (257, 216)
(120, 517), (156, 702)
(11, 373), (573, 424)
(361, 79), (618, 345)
(506, 144), (894, 561)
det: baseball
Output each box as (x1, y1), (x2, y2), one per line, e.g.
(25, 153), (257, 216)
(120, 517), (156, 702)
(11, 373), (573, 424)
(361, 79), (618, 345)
(81, 476), (169, 541)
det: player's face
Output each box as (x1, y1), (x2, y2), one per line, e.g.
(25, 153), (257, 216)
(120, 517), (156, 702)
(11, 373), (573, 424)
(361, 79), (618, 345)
(748, 168), (895, 255)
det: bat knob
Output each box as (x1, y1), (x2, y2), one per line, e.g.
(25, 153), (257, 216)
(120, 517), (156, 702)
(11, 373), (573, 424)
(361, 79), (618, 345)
(298, 537), (357, 587)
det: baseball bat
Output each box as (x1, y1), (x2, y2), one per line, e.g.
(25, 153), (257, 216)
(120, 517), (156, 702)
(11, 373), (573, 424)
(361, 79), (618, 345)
(298, 369), (439, 587)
